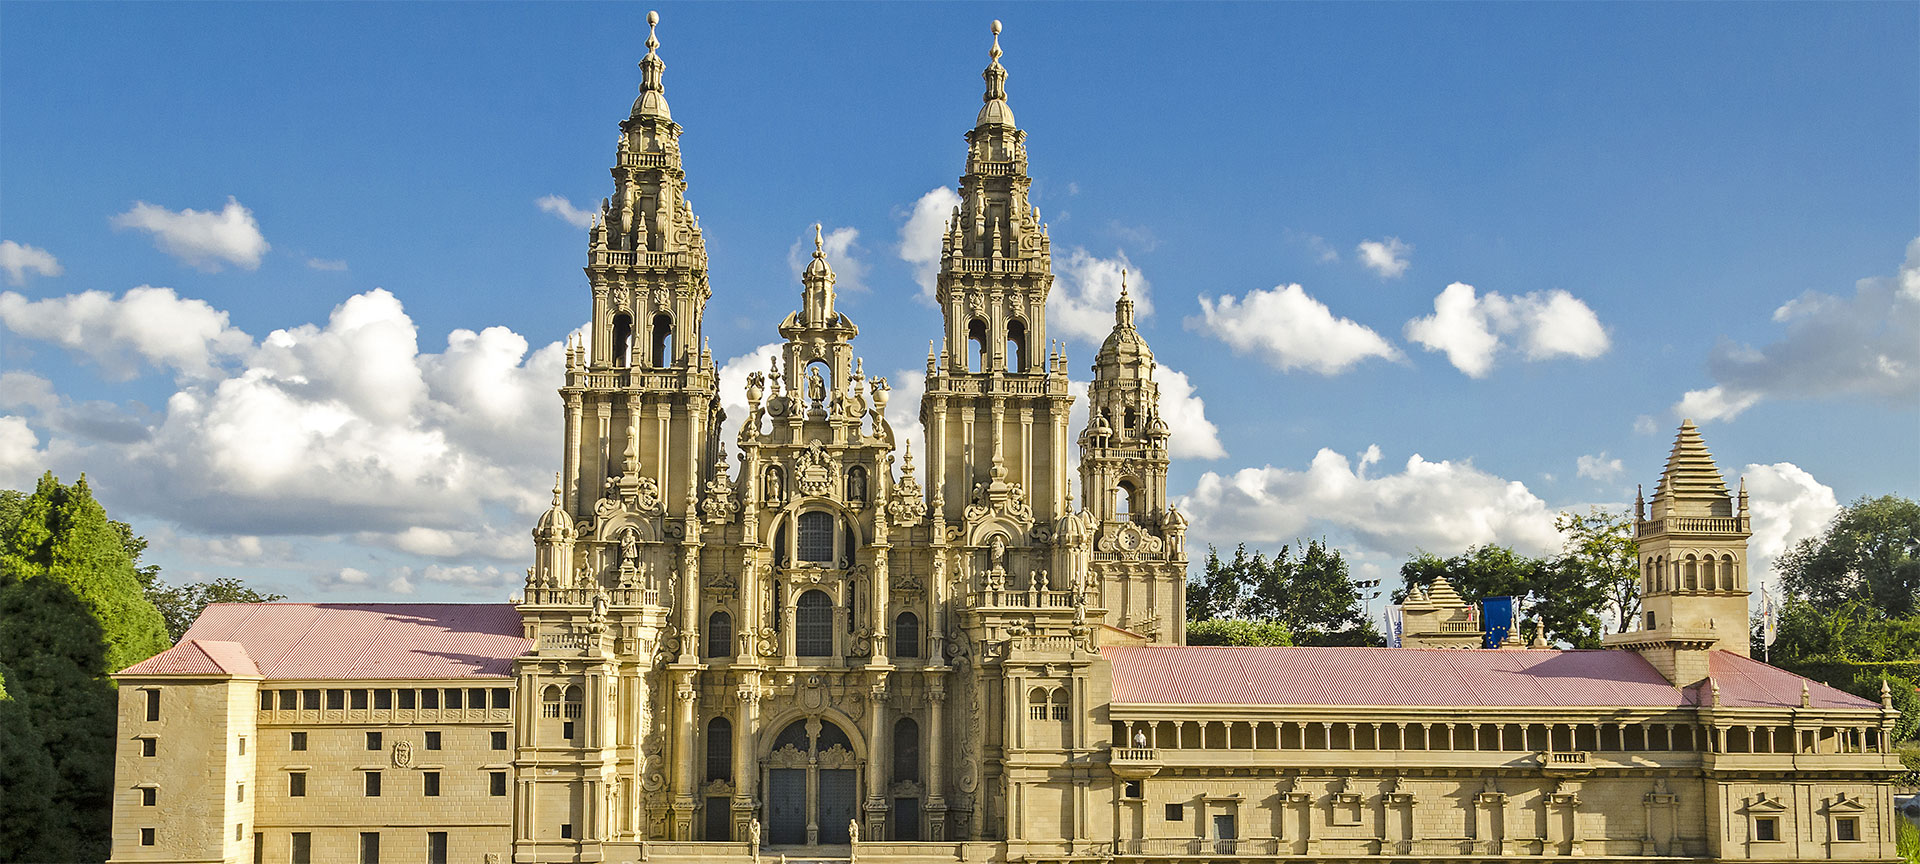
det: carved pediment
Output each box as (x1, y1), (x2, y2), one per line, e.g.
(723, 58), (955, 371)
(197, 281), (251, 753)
(769, 743), (808, 769)
(1096, 521), (1163, 558)
(795, 441), (840, 497)
(818, 744), (856, 769)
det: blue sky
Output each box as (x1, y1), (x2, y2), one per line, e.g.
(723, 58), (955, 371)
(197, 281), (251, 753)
(2, 2), (1915, 603)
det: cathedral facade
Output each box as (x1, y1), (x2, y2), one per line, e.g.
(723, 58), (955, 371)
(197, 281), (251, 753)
(108, 17), (1901, 864)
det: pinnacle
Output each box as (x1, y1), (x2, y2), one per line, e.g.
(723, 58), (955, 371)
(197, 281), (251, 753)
(632, 10), (672, 121)
(1653, 419), (1731, 514)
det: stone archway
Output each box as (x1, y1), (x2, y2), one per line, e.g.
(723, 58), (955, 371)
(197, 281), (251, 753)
(763, 717), (861, 846)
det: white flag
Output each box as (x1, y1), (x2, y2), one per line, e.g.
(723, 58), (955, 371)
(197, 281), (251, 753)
(1761, 590), (1778, 647)
(1384, 604), (1403, 648)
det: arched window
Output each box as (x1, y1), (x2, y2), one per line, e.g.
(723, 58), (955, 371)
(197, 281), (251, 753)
(651, 313), (674, 368)
(562, 685), (583, 719)
(611, 314), (634, 368)
(1702, 555), (1717, 591)
(1124, 406), (1137, 432)
(1683, 555), (1699, 591)
(1722, 554), (1737, 590)
(796, 590), (833, 657)
(892, 717), (921, 782)
(1005, 320), (1027, 373)
(846, 466), (868, 503)
(541, 685), (563, 718)
(968, 319), (989, 372)
(707, 610), (733, 658)
(797, 512), (835, 564)
(1050, 688), (1070, 721)
(893, 611), (921, 658)
(1028, 688), (1049, 721)
(1116, 480), (1138, 520)
(706, 716), (732, 782)
(772, 521), (789, 568)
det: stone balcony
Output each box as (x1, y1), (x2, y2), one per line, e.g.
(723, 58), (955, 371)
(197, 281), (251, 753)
(1109, 747), (1162, 779)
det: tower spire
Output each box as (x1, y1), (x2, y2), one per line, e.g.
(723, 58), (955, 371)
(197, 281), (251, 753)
(1115, 268), (1135, 328)
(632, 10), (672, 121)
(977, 20), (1015, 128)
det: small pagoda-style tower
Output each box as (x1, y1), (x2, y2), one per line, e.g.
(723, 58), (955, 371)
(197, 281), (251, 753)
(1604, 419), (1753, 688)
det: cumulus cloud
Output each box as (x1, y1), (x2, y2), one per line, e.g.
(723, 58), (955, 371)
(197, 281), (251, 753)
(1176, 446), (1562, 561)
(1742, 461), (1840, 582)
(1575, 452), (1623, 482)
(0, 415), (47, 489)
(1154, 366), (1225, 460)
(1632, 415), (1658, 436)
(715, 341), (787, 450)
(898, 186), (962, 303)
(1284, 230), (1339, 263)
(788, 225), (868, 293)
(1404, 282), (1609, 377)
(537, 194), (595, 229)
(1674, 237), (1920, 422)
(113, 196), (269, 271)
(369, 525), (527, 562)
(0, 241), (62, 285)
(1356, 237), (1412, 278)
(881, 369), (927, 455)
(1050, 249), (1151, 345)
(0, 286), (253, 380)
(1191, 284), (1398, 375)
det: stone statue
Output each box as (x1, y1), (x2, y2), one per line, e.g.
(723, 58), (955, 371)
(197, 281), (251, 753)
(988, 534), (1006, 571)
(620, 527), (639, 567)
(848, 818), (860, 844)
(749, 817), (761, 856)
(807, 366), (827, 405)
(1134, 728), (1148, 748)
(764, 466), (783, 502)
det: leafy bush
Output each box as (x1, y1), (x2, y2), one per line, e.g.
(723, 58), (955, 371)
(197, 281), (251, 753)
(1186, 619), (1294, 647)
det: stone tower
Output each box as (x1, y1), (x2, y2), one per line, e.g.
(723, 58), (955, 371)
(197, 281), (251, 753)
(1078, 277), (1188, 643)
(1604, 420), (1752, 688)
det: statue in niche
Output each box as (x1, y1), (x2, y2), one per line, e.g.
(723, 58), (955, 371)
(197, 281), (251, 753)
(620, 527), (639, 568)
(764, 466), (784, 503)
(807, 366), (827, 407)
(989, 535), (1006, 571)
(847, 466), (868, 503)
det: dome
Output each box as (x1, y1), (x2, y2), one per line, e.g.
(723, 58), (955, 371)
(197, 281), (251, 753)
(976, 98), (1016, 128)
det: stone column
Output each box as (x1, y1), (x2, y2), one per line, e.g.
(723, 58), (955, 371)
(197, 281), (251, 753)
(733, 677), (760, 841)
(672, 673), (698, 839)
(864, 678), (890, 839)
(925, 679), (948, 841)
(565, 393), (584, 513)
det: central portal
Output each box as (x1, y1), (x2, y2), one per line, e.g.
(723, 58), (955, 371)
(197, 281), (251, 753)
(764, 718), (861, 846)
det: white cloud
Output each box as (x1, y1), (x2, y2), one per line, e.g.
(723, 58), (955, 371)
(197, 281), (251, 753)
(1154, 366), (1225, 460)
(1356, 237), (1412, 278)
(0, 371), (58, 414)
(881, 369), (927, 454)
(0, 415), (48, 489)
(787, 226), (868, 293)
(1284, 230), (1339, 263)
(715, 341), (787, 451)
(1404, 282), (1609, 377)
(1050, 249), (1151, 345)
(113, 196), (269, 271)
(1191, 283), (1398, 375)
(0, 241), (62, 285)
(1575, 452), (1623, 482)
(316, 566), (372, 591)
(370, 525), (527, 561)
(1742, 461), (1840, 582)
(0, 286), (253, 380)
(388, 573), (416, 595)
(1632, 415), (1658, 436)
(306, 257), (348, 272)
(537, 194), (595, 229)
(898, 187), (962, 303)
(1176, 446), (1562, 561)
(1678, 236), (1920, 421)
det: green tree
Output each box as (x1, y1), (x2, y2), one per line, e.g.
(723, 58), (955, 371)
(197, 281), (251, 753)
(1555, 508), (1640, 633)
(1397, 544), (1611, 648)
(1, 472), (170, 670)
(0, 661), (64, 862)
(149, 576), (287, 642)
(1189, 542), (1379, 646)
(1186, 619), (1294, 646)
(1758, 597), (1920, 740)
(1778, 495), (1920, 617)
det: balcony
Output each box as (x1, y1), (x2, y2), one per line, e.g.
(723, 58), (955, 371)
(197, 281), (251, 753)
(1110, 747), (1161, 779)
(1539, 750), (1592, 776)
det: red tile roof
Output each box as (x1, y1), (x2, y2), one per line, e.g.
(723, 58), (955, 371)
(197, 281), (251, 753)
(120, 639), (261, 677)
(159, 603), (529, 680)
(1108, 646), (1877, 710)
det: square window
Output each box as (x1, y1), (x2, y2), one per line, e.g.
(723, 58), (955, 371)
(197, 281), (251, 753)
(366, 731), (382, 751)
(492, 688), (512, 708)
(140, 828), (155, 846)
(279, 690), (296, 710)
(1165, 803), (1185, 822)
(469, 688), (487, 708)
(423, 771), (441, 797)
(364, 771), (382, 797)
(145, 690), (160, 721)
(291, 833), (311, 864)
(1755, 816), (1779, 841)
(490, 771), (507, 797)
(327, 689), (345, 710)
(492, 731), (508, 750)
(350, 690), (368, 710)
(141, 787), (156, 806)
(398, 689), (416, 710)
(289, 772), (306, 797)
(445, 689), (463, 709)
(425, 731), (441, 751)
(373, 689), (392, 710)
(421, 688), (440, 709)
(560, 824), (573, 839)
(140, 737), (156, 757)
(1122, 780), (1142, 799)
(301, 689), (320, 709)
(1837, 816), (1858, 841)
(290, 731), (307, 751)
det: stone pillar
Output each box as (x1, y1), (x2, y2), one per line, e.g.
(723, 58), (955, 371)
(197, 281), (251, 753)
(870, 543), (891, 664)
(925, 680), (948, 841)
(864, 678), (890, 839)
(672, 672), (698, 839)
(565, 393), (584, 512)
(733, 677), (760, 841)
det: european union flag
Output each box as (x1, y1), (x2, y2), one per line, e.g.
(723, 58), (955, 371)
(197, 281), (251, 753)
(1482, 596), (1514, 649)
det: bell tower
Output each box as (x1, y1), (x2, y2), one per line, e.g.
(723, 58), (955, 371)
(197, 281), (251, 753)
(1604, 420), (1753, 688)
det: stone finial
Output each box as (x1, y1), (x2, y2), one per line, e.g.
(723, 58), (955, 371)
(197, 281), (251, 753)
(1709, 676), (1721, 707)
(1882, 677), (1893, 709)
(551, 473), (564, 505)
(1801, 681), (1811, 708)
(1115, 268), (1135, 328)
(632, 10), (672, 120)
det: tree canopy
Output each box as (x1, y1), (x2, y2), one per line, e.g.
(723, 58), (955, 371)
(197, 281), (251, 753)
(1395, 509), (1636, 649)
(149, 576), (287, 642)
(1, 473), (170, 670)
(1187, 542), (1379, 646)
(1777, 495), (1920, 617)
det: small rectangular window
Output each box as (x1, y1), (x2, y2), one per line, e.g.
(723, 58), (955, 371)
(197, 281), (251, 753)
(373, 689), (392, 710)
(445, 689), (463, 709)
(398, 689), (416, 710)
(1165, 803), (1185, 822)
(427, 831), (448, 864)
(490, 771), (507, 796)
(560, 824), (574, 839)
(425, 731), (441, 750)
(278, 690), (296, 710)
(289, 772), (306, 797)
(291, 832), (312, 864)
(140, 828), (155, 846)
(359, 832), (380, 864)
(493, 688), (511, 708)
(1122, 780), (1142, 799)
(421, 688), (440, 709)
(1836, 816), (1858, 841)
(253, 832), (263, 864)
(350, 690), (368, 710)
(141, 787), (156, 806)
(140, 737), (156, 757)
(1755, 816), (1779, 841)
(236, 823), (244, 841)
(260, 691), (274, 711)
(469, 688), (487, 709)
(238, 736), (247, 755)
(366, 731), (382, 751)
(145, 690), (160, 721)
(492, 731), (508, 750)
(563, 721), (576, 741)
(364, 771), (382, 797)
(290, 731), (307, 751)
(236, 782), (245, 802)
(423, 771), (441, 797)
(327, 689), (345, 710)
(301, 689), (320, 709)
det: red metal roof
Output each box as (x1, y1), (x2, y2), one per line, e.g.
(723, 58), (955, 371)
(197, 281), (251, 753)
(1107, 646), (1873, 710)
(160, 603), (529, 680)
(120, 639), (261, 677)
